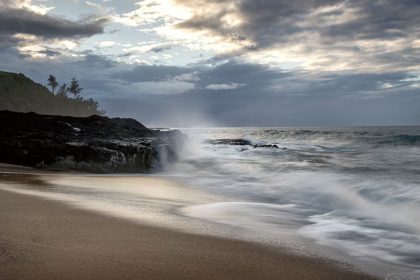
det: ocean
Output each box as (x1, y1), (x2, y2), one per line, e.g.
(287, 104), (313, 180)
(164, 127), (420, 278)
(2, 126), (419, 279)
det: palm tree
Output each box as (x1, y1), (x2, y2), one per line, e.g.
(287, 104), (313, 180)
(57, 83), (68, 97)
(47, 74), (59, 94)
(68, 78), (84, 98)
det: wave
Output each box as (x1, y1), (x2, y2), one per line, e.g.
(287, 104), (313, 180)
(173, 127), (420, 278)
(205, 128), (420, 147)
(299, 212), (420, 271)
(375, 134), (420, 146)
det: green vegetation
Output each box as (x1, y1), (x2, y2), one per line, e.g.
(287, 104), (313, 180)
(0, 71), (105, 117)
(47, 74), (59, 95)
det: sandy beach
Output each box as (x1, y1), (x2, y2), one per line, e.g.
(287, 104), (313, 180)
(0, 165), (379, 280)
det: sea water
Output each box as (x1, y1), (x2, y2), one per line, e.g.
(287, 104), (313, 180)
(164, 127), (420, 277)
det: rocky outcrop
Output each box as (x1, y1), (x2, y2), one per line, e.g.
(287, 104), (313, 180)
(205, 139), (283, 149)
(0, 111), (187, 173)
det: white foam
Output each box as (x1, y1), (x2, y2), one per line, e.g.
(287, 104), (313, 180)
(299, 213), (420, 272)
(181, 202), (308, 236)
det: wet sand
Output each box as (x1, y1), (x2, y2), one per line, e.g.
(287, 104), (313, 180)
(0, 166), (379, 279)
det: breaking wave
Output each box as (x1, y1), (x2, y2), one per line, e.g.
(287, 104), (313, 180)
(164, 126), (420, 279)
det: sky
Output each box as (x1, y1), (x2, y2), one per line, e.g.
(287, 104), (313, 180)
(0, 0), (419, 127)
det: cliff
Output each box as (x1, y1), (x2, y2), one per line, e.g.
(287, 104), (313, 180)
(0, 71), (104, 117)
(0, 111), (187, 173)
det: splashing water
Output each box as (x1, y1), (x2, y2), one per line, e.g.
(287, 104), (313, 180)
(163, 126), (420, 278)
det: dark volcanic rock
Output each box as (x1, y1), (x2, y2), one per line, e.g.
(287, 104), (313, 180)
(206, 139), (253, 146)
(253, 144), (280, 149)
(206, 139), (280, 149)
(0, 111), (187, 173)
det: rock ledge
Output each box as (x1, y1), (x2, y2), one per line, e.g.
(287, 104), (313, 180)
(0, 111), (187, 173)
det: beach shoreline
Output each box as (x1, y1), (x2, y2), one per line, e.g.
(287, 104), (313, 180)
(0, 164), (379, 279)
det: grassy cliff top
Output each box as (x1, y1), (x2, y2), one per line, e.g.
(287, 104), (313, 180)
(0, 71), (104, 117)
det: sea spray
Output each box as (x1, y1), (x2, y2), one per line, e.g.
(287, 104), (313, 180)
(164, 126), (420, 278)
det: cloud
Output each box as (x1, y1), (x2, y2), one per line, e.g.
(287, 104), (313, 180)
(0, 35), (22, 51)
(1, 50), (418, 126)
(97, 41), (118, 47)
(111, 0), (190, 27)
(115, 64), (192, 82)
(113, 0), (420, 73)
(86, 1), (113, 14)
(76, 54), (118, 68)
(149, 45), (171, 53)
(0, 0), (108, 55)
(0, 9), (108, 39)
(130, 80), (196, 95)
(1, 0), (419, 127)
(112, 63), (199, 95)
(205, 83), (245, 90)
(123, 42), (175, 54)
(0, 0), (53, 15)
(37, 49), (61, 57)
(173, 71), (200, 82)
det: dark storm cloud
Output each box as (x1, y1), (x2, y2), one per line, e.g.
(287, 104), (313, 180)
(312, 72), (416, 93)
(169, 0), (420, 73)
(0, 9), (108, 39)
(1, 0), (418, 127)
(173, 0), (338, 48)
(0, 35), (21, 51)
(37, 49), (61, 57)
(201, 60), (291, 90)
(115, 59), (290, 87)
(76, 54), (118, 69)
(106, 68), (420, 127)
(115, 64), (192, 82)
(319, 1), (420, 41)
(1, 49), (418, 126)
(113, 58), (416, 99)
(174, 0), (420, 49)
(101, 57), (417, 126)
(189, 69), (419, 127)
(0, 3), (108, 52)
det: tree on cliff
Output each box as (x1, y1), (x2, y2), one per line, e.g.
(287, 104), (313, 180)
(47, 74), (59, 94)
(0, 71), (105, 117)
(57, 83), (68, 97)
(68, 78), (83, 98)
